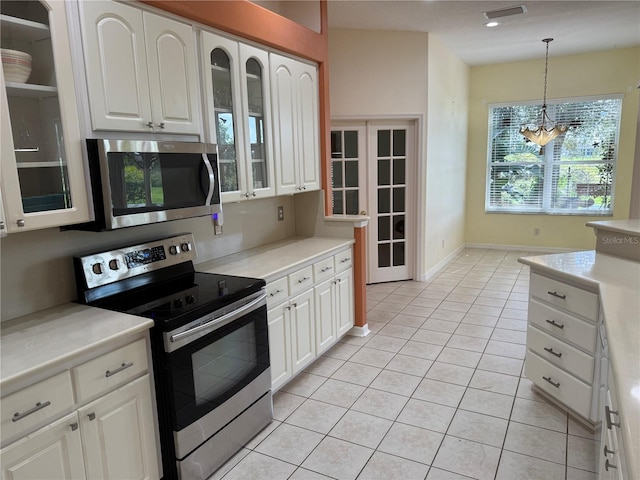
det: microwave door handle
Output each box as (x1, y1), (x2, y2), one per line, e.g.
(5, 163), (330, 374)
(169, 293), (267, 344)
(202, 153), (215, 205)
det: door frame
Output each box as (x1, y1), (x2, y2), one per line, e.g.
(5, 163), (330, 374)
(330, 114), (425, 284)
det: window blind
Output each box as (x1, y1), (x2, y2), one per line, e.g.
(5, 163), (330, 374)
(486, 96), (622, 215)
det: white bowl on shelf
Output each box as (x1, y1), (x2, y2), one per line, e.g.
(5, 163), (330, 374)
(1, 48), (32, 83)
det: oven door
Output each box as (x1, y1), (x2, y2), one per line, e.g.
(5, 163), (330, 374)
(162, 293), (270, 458)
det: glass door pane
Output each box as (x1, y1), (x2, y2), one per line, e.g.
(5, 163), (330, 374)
(245, 58), (268, 190)
(330, 128), (365, 215)
(2, 1), (72, 213)
(210, 48), (239, 193)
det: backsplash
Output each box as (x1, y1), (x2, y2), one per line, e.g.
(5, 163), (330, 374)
(0, 196), (296, 322)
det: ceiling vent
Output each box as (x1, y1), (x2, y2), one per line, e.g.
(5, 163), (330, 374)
(483, 4), (527, 20)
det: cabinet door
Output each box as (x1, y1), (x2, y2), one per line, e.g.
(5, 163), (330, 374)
(143, 12), (200, 134)
(200, 31), (246, 202)
(270, 54), (299, 195)
(335, 269), (354, 337)
(78, 375), (159, 480)
(315, 279), (336, 355)
(267, 302), (292, 392)
(239, 44), (275, 199)
(290, 289), (316, 373)
(80, 1), (152, 132)
(0, 412), (86, 480)
(296, 61), (320, 191)
(0, 0), (91, 232)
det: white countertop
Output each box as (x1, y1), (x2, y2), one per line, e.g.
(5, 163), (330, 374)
(0, 303), (153, 393)
(586, 219), (640, 236)
(196, 236), (355, 282)
(519, 250), (640, 479)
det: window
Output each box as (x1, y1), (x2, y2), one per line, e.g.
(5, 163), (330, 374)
(486, 96), (622, 215)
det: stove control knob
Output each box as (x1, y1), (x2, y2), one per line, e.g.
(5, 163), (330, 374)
(181, 242), (191, 252)
(92, 263), (103, 275)
(186, 295), (196, 304)
(169, 245), (179, 255)
(173, 298), (183, 309)
(108, 259), (120, 271)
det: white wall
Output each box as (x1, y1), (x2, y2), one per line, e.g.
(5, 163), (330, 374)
(0, 196), (296, 321)
(423, 35), (469, 276)
(328, 28), (468, 278)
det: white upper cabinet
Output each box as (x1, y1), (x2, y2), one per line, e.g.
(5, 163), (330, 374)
(80, 1), (200, 134)
(270, 53), (320, 195)
(201, 31), (275, 202)
(0, 0), (91, 233)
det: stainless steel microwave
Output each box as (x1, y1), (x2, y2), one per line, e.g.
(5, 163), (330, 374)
(71, 139), (221, 231)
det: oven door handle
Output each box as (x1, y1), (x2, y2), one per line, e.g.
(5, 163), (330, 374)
(170, 292), (267, 344)
(202, 153), (215, 206)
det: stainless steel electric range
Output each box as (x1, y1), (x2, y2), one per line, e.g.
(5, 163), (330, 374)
(74, 233), (272, 480)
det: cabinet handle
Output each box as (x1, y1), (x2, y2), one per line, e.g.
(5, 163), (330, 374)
(269, 289), (283, 297)
(320, 266), (332, 273)
(251, 192), (257, 197)
(146, 121), (154, 128)
(69, 422), (79, 432)
(157, 122), (165, 129)
(340, 258), (350, 263)
(88, 412), (96, 421)
(603, 445), (615, 456)
(605, 405), (620, 429)
(16, 219), (25, 227)
(0, 221), (5, 230)
(547, 290), (567, 300)
(542, 376), (560, 388)
(543, 347), (562, 358)
(605, 459), (618, 471)
(297, 277), (310, 284)
(105, 361), (134, 378)
(545, 319), (565, 330)
(12, 401), (51, 422)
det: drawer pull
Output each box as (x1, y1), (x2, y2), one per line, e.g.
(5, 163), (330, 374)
(320, 266), (332, 273)
(269, 289), (283, 297)
(547, 291), (567, 300)
(88, 412), (96, 421)
(69, 422), (79, 432)
(542, 376), (560, 388)
(297, 277), (310, 284)
(605, 459), (617, 471)
(543, 347), (562, 358)
(545, 319), (565, 330)
(340, 258), (350, 263)
(605, 406), (620, 429)
(12, 401), (51, 422)
(105, 362), (134, 378)
(603, 445), (615, 456)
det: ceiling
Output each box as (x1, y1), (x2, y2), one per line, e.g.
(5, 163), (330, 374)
(326, 1), (640, 65)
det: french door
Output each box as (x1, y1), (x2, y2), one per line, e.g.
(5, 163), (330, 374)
(331, 120), (416, 284)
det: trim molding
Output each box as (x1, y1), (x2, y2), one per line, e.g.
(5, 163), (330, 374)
(419, 244), (466, 282)
(348, 324), (371, 337)
(465, 243), (577, 254)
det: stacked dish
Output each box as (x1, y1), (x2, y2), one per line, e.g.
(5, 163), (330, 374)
(1, 48), (32, 83)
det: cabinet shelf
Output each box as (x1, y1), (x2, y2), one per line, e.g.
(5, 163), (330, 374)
(6, 82), (58, 98)
(0, 14), (50, 42)
(17, 161), (66, 168)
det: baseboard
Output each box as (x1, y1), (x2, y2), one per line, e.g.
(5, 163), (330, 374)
(465, 243), (578, 254)
(419, 244), (466, 282)
(348, 324), (371, 337)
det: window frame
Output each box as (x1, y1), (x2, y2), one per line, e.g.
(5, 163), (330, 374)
(485, 94), (623, 216)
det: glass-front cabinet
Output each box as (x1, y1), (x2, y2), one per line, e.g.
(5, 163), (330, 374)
(0, 0), (89, 233)
(201, 31), (274, 202)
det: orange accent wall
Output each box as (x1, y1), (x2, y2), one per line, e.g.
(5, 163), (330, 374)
(353, 225), (367, 327)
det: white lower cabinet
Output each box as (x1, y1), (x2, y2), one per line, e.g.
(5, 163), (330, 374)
(0, 412), (86, 480)
(0, 339), (159, 480)
(267, 247), (354, 392)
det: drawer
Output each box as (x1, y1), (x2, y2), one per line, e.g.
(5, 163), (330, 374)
(288, 265), (313, 295)
(334, 249), (352, 272)
(1, 371), (74, 445)
(313, 257), (335, 283)
(529, 273), (598, 322)
(527, 325), (595, 384)
(528, 298), (597, 353)
(267, 277), (289, 308)
(525, 350), (593, 419)
(73, 338), (148, 402)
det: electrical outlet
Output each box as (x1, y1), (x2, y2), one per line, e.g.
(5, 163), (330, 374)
(534, 227), (540, 236)
(277, 206), (284, 221)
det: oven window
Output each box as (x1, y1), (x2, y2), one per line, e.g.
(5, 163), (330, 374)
(192, 322), (258, 406)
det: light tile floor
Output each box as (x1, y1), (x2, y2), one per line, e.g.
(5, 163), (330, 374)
(211, 249), (598, 480)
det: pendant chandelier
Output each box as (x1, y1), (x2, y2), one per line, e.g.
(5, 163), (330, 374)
(520, 38), (567, 146)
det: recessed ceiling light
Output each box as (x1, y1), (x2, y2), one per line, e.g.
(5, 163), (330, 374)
(485, 21), (501, 27)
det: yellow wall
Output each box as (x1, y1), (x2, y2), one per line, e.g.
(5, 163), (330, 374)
(466, 47), (640, 249)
